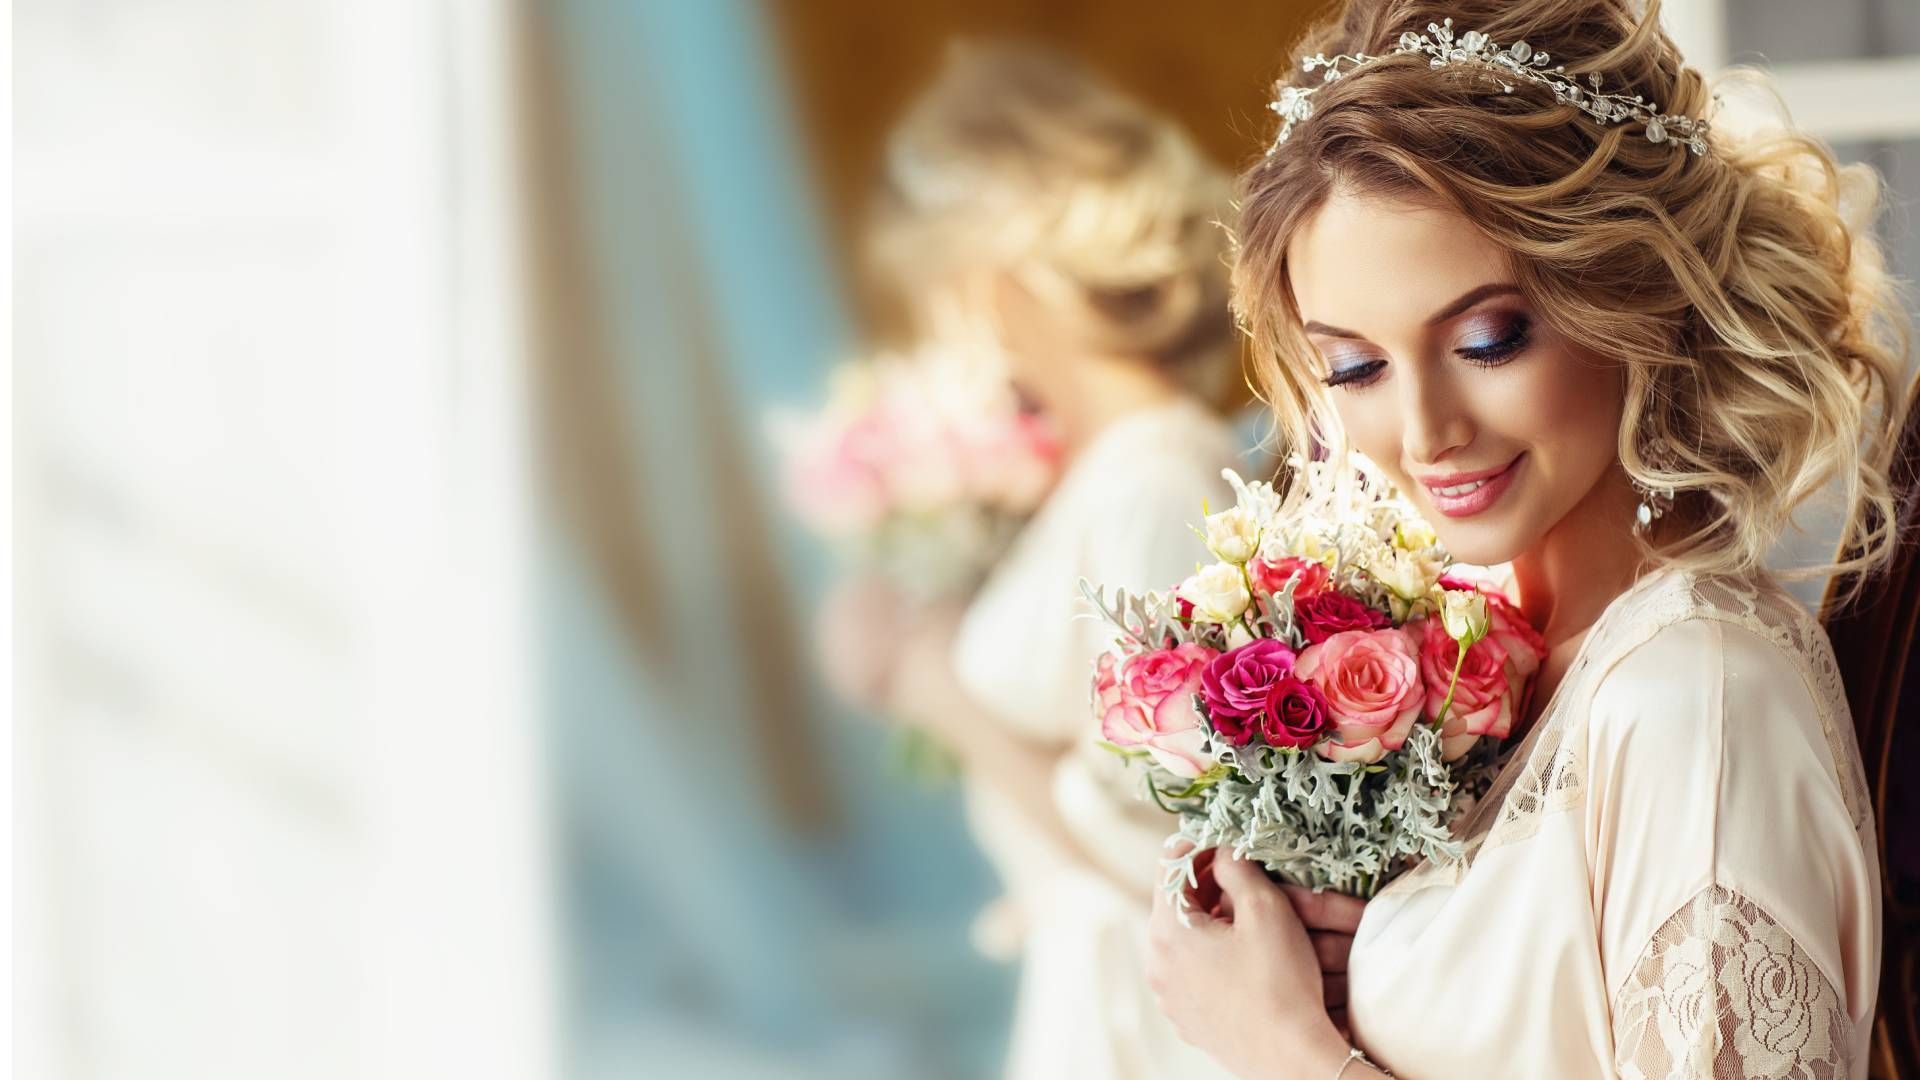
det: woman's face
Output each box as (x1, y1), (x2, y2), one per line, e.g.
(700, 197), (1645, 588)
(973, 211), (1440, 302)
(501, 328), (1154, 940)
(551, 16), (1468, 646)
(913, 269), (1050, 390)
(1286, 190), (1627, 566)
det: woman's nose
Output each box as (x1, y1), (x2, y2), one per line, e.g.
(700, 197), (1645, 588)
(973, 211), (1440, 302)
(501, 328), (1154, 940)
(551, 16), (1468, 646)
(1399, 364), (1474, 466)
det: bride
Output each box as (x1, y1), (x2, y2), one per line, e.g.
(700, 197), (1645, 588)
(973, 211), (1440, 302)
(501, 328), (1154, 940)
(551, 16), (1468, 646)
(1142, 0), (1907, 1077)
(820, 42), (1253, 1079)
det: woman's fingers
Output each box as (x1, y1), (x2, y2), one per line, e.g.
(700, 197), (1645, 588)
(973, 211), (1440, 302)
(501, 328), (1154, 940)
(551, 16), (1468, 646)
(1206, 850), (1282, 922)
(1323, 973), (1348, 1009)
(1311, 930), (1352, 973)
(1280, 883), (1366, 933)
(1149, 862), (1221, 943)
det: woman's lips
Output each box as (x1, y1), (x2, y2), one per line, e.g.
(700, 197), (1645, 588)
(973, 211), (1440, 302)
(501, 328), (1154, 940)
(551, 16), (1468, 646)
(1420, 454), (1524, 518)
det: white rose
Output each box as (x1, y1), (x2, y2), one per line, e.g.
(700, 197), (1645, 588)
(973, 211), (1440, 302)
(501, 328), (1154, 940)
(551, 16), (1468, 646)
(1393, 518), (1439, 552)
(1203, 506), (1261, 565)
(1439, 589), (1490, 646)
(1178, 562), (1251, 624)
(1367, 545), (1444, 601)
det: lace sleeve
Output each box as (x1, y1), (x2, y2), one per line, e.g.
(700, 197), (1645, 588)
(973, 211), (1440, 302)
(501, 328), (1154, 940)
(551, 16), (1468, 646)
(1611, 885), (1854, 1079)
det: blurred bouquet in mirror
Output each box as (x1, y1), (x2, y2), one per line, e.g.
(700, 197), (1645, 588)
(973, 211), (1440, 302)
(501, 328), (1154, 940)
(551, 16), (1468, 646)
(773, 340), (1061, 598)
(774, 339), (1062, 780)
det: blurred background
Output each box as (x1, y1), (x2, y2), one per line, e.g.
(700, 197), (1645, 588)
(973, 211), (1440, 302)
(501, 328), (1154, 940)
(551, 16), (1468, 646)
(11, 2), (1916, 1079)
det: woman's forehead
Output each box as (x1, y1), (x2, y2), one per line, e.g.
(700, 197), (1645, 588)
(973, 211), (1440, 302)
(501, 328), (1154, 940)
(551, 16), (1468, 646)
(1286, 192), (1508, 336)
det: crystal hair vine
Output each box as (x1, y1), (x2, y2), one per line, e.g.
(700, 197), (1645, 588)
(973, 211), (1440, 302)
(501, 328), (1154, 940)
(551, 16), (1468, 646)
(1267, 18), (1711, 157)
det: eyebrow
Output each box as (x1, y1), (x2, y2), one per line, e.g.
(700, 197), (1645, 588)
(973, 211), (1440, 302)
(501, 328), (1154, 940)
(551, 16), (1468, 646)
(1301, 282), (1523, 341)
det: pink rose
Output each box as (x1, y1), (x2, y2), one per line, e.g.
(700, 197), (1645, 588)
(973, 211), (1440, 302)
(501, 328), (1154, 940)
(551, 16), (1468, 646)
(1434, 577), (1548, 737)
(1294, 589), (1391, 645)
(1200, 640), (1298, 745)
(1417, 618), (1514, 760)
(1096, 644), (1220, 778)
(1295, 627), (1425, 763)
(785, 417), (891, 534)
(966, 411), (1061, 511)
(1436, 575), (1545, 675)
(1093, 651), (1126, 722)
(1259, 675), (1332, 749)
(1251, 556), (1329, 599)
(1482, 589), (1547, 686)
(1418, 586), (1548, 759)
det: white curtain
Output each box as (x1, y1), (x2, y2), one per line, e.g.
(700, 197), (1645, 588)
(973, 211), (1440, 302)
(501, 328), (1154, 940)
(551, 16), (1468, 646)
(13, 3), (557, 1078)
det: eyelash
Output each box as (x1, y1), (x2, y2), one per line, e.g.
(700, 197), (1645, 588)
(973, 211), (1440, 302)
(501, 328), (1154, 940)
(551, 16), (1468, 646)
(1321, 359), (1386, 388)
(1455, 316), (1531, 365)
(1318, 316), (1532, 390)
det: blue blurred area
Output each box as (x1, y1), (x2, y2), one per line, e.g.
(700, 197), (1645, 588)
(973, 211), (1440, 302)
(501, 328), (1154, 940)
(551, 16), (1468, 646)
(538, 2), (1013, 1076)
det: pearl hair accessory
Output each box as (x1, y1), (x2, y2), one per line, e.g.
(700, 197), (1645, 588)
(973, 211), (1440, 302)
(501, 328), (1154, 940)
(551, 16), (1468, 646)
(1267, 18), (1711, 157)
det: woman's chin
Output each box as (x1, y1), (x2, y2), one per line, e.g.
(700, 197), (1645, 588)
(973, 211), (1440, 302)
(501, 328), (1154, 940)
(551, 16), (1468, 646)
(1429, 519), (1532, 568)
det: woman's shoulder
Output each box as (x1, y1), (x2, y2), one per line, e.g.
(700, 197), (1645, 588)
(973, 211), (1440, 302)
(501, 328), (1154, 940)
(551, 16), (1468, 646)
(1587, 567), (1836, 689)
(1054, 401), (1241, 528)
(1071, 398), (1241, 486)
(1581, 567), (1871, 831)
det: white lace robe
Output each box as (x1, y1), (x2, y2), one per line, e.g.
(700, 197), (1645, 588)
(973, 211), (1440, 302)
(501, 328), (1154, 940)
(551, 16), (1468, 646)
(1346, 569), (1881, 1079)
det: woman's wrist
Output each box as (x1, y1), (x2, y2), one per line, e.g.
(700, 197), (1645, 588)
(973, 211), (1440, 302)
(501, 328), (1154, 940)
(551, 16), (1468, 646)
(1285, 1018), (1360, 1079)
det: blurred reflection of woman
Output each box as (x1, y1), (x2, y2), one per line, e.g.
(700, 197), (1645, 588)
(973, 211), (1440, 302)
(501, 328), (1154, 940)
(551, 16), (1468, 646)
(817, 41), (1249, 1080)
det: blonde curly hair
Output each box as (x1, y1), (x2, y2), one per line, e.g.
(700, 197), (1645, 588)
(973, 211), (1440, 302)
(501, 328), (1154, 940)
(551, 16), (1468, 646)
(871, 40), (1241, 408)
(1233, 0), (1910, 598)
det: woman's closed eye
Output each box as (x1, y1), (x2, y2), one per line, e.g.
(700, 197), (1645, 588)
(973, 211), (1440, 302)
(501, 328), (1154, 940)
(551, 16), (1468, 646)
(1320, 353), (1387, 389)
(1316, 312), (1531, 390)
(1453, 313), (1531, 365)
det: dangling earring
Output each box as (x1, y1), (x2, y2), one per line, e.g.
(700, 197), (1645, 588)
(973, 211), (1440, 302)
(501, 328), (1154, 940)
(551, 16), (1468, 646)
(1631, 439), (1676, 535)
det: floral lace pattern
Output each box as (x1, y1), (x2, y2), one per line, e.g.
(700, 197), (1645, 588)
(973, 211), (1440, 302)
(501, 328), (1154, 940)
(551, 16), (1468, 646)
(1612, 885), (1852, 1079)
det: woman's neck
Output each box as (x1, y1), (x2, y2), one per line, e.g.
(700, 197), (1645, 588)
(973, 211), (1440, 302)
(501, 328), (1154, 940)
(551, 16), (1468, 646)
(1509, 466), (1652, 651)
(1032, 356), (1185, 456)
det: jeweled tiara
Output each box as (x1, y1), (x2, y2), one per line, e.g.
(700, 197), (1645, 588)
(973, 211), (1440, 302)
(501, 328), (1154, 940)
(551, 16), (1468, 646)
(1267, 18), (1711, 157)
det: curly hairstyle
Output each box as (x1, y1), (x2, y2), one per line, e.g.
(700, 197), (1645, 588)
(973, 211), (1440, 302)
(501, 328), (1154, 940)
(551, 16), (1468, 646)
(870, 39), (1241, 408)
(1233, 0), (1910, 597)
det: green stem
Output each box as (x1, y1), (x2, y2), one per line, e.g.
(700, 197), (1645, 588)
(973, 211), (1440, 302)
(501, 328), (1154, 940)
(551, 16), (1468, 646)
(1432, 639), (1468, 729)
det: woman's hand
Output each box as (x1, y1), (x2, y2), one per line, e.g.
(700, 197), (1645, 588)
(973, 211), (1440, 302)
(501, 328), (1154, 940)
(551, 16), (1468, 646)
(1280, 882), (1367, 1041)
(813, 576), (915, 709)
(1146, 848), (1355, 1079)
(880, 601), (969, 741)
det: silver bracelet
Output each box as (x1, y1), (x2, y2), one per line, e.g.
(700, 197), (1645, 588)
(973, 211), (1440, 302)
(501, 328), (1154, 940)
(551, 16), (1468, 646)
(1334, 1045), (1392, 1078)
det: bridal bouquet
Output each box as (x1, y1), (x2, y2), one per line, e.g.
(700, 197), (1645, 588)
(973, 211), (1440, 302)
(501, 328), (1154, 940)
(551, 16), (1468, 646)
(1082, 454), (1547, 902)
(773, 342), (1060, 599)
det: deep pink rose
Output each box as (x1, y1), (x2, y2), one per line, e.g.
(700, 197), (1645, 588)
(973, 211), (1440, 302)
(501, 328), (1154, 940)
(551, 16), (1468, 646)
(1201, 640), (1299, 747)
(1259, 675), (1332, 749)
(1096, 643), (1220, 778)
(1250, 556), (1329, 599)
(1294, 589), (1391, 645)
(1295, 627), (1425, 763)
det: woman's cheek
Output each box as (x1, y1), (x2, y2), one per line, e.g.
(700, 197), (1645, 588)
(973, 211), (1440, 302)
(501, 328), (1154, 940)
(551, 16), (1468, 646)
(1334, 397), (1402, 470)
(1513, 342), (1623, 447)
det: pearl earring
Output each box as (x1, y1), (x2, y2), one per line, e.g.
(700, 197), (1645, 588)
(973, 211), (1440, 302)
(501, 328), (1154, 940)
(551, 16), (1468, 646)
(1631, 440), (1676, 535)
